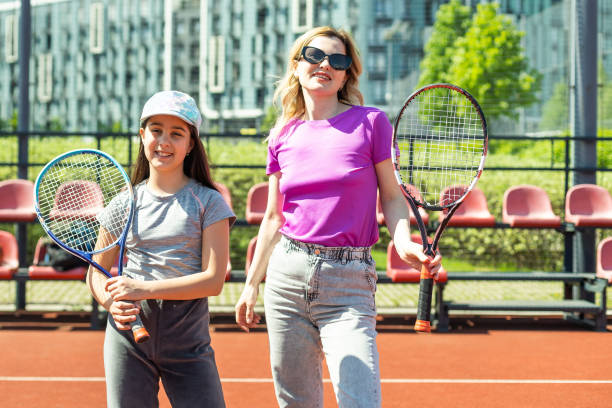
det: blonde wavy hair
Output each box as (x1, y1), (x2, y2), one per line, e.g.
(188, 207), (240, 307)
(271, 26), (363, 132)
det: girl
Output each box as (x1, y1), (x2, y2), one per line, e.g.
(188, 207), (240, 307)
(87, 90), (234, 407)
(234, 27), (442, 408)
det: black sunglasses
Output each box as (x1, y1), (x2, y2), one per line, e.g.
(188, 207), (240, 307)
(300, 46), (352, 71)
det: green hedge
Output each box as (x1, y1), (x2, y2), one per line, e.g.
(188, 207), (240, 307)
(0, 134), (610, 271)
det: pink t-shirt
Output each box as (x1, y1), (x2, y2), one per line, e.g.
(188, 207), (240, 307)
(266, 105), (392, 247)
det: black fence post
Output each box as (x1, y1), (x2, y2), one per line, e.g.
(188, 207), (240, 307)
(15, 0), (31, 311)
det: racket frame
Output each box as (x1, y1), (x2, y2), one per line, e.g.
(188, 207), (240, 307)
(34, 149), (149, 343)
(391, 83), (488, 332)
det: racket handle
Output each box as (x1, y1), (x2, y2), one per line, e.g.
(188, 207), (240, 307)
(414, 264), (434, 333)
(131, 314), (150, 344)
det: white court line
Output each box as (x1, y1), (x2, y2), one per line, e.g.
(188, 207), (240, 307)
(0, 377), (611, 384)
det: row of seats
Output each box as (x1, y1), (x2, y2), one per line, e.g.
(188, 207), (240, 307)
(242, 182), (612, 283)
(0, 179), (233, 281)
(2, 179), (611, 227)
(376, 183), (612, 228)
(245, 182), (612, 229)
(7, 226), (612, 285)
(1, 179), (611, 283)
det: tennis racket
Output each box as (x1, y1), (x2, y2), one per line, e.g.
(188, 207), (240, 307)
(392, 83), (488, 333)
(34, 149), (150, 343)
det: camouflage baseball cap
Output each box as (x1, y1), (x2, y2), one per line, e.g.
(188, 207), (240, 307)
(140, 91), (202, 134)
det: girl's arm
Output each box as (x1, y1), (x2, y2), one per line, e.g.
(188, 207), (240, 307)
(86, 244), (117, 311)
(235, 172), (284, 331)
(375, 158), (442, 274)
(105, 217), (231, 300)
(86, 228), (141, 330)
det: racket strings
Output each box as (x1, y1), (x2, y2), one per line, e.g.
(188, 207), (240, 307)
(37, 154), (131, 253)
(396, 88), (485, 208)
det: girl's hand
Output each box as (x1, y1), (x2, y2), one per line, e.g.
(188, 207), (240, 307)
(108, 300), (141, 330)
(394, 238), (443, 280)
(235, 284), (261, 332)
(105, 276), (145, 301)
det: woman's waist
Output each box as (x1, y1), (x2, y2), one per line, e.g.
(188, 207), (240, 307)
(279, 234), (372, 263)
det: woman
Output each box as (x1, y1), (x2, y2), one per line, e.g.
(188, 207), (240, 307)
(235, 27), (442, 408)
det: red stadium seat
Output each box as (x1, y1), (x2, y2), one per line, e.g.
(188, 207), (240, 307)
(109, 254), (128, 277)
(0, 230), (19, 279)
(245, 182), (268, 225)
(225, 259), (232, 281)
(214, 182), (233, 281)
(28, 237), (88, 280)
(376, 185), (429, 226)
(502, 185), (561, 228)
(386, 236), (447, 283)
(214, 182), (233, 211)
(597, 237), (612, 284)
(0, 179), (36, 222)
(49, 180), (104, 220)
(565, 184), (612, 227)
(244, 236), (261, 279)
(438, 185), (495, 227)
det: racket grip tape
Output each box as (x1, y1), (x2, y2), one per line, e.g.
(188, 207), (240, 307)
(414, 264), (434, 333)
(131, 314), (150, 344)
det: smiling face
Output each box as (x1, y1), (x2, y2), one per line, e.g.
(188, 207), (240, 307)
(294, 35), (348, 100)
(139, 114), (194, 176)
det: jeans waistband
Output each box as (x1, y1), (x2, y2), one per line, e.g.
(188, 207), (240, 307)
(281, 235), (372, 263)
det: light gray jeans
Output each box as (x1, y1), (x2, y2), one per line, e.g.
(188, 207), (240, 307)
(264, 235), (381, 408)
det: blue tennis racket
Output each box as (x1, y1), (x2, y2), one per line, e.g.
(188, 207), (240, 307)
(34, 149), (150, 343)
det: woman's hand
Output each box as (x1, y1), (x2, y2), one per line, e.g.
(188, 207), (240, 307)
(235, 284), (262, 332)
(394, 237), (443, 280)
(108, 300), (141, 330)
(105, 276), (146, 301)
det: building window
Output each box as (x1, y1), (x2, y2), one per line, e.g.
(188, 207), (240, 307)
(37, 53), (53, 103)
(208, 36), (225, 93)
(372, 80), (386, 104)
(190, 67), (199, 83)
(292, 0), (313, 33)
(176, 20), (186, 36)
(5, 14), (18, 63)
(191, 18), (200, 35)
(89, 2), (105, 54)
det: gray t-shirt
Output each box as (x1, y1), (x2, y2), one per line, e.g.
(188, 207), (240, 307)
(100, 179), (235, 281)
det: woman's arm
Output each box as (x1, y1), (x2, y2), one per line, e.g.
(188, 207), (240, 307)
(244, 172), (284, 285)
(375, 158), (442, 274)
(235, 172), (284, 331)
(105, 218), (231, 301)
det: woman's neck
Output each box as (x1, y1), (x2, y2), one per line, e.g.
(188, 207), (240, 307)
(302, 93), (346, 121)
(147, 169), (190, 196)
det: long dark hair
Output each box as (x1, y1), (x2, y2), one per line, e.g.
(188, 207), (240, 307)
(131, 120), (217, 191)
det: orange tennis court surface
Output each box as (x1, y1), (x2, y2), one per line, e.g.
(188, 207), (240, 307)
(0, 317), (610, 407)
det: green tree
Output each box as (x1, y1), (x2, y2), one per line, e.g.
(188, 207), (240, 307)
(419, 2), (540, 121)
(540, 63), (612, 135)
(418, 0), (471, 86)
(260, 105), (279, 134)
(1, 111), (19, 131)
(539, 82), (569, 132)
(47, 117), (64, 131)
(537, 63), (612, 168)
(599, 66), (612, 135)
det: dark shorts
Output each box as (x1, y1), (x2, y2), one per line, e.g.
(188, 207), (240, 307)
(104, 298), (225, 408)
